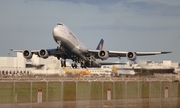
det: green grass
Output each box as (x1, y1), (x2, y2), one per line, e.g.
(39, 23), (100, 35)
(0, 81), (180, 104)
(140, 82), (149, 98)
(0, 82), (13, 103)
(114, 81), (126, 99)
(150, 81), (161, 98)
(63, 82), (76, 101)
(76, 81), (91, 100)
(48, 81), (62, 102)
(90, 81), (102, 100)
(127, 81), (139, 99)
(15, 82), (31, 103)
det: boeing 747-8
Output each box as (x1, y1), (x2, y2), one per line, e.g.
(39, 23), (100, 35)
(11, 22), (171, 68)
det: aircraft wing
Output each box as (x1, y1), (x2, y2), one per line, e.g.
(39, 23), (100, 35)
(10, 48), (67, 59)
(11, 48), (64, 55)
(11, 49), (39, 54)
(108, 51), (171, 57)
(88, 50), (171, 60)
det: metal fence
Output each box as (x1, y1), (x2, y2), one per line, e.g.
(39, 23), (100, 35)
(0, 77), (180, 108)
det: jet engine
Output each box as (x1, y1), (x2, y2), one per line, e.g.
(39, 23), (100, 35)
(126, 52), (137, 61)
(23, 50), (33, 59)
(98, 50), (109, 60)
(39, 49), (49, 59)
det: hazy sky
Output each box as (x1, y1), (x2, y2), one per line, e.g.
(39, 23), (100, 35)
(0, 0), (180, 62)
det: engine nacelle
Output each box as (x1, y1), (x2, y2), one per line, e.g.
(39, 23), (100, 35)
(98, 50), (109, 60)
(126, 52), (137, 61)
(38, 49), (49, 59)
(23, 50), (33, 59)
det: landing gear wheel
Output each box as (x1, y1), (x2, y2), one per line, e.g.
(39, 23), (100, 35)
(63, 61), (66, 67)
(81, 65), (86, 68)
(71, 63), (74, 68)
(80, 61), (87, 68)
(57, 56), (60, 60)
(74, 64), (77, 68)
(71, 63), (77, 68)
(61, 60), (66, 67)
(61, 61), (64, 67)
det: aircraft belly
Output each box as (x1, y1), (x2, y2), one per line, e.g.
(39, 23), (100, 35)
(54, 35), (75, 50)
(55, 35), (88, 61)
(71, 47), (87, 60)
(92, 61), (101, 67)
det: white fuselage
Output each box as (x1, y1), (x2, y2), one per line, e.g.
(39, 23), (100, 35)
(53, 24), (84, 47)
(52, 23), (88, 60)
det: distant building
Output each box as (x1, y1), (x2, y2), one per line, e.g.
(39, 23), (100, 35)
(137, 60), (178, 74)
(0, 52), (65, 76)
(114, 60), (179, 74)
(0, 52), (113, 76)
(0, 53), (179, 76)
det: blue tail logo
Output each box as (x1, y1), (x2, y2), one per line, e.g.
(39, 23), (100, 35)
(96, 39), (104, 50)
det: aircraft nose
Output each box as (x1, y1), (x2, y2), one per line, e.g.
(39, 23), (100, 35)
(52, 26), (64, 43)
(53, 26), (64, 37)
(52, 26), (59, 36)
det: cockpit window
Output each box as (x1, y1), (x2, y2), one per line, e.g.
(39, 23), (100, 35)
(57, 23), (63, 26)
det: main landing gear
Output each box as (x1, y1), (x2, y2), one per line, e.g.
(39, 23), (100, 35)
(71, 60), (92, 69)
(71, 60), (87, 69)
(71, 62), (77, 68)
(80, 61), (86, 68)
(61, 59), (66, 67)
(56, 43), (67, 67)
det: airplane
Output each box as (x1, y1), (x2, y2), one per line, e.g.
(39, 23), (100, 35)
(117, 70), (135, 75)
(11, 22), (171, 68)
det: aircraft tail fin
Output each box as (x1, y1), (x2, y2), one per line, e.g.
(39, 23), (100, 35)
(96, 39), (104, 50)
